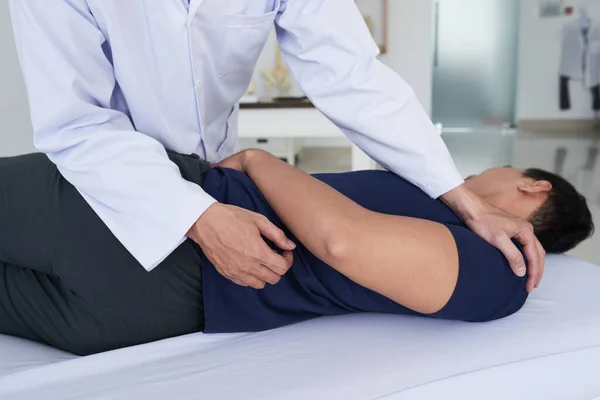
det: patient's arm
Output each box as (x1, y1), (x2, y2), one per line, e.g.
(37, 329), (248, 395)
(224, 150), (459, 314)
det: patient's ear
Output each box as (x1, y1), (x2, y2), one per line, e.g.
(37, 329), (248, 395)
(518, 179), (552, 194)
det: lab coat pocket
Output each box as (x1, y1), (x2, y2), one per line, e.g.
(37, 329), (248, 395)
(217, 3), (279, 81)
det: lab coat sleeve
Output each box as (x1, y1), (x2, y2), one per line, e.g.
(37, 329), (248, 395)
(9, 0), (215, 270)
(275, 0), (464, 198)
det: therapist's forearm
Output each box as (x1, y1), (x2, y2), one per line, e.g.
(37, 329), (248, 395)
(276, 0), (465, 199)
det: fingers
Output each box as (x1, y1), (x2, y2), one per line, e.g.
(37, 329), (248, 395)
(240, 274), (269, 290)
(240, 258), (289, 289)
(281, 250), (294, 266)
(515, 225), (542, 293)
(246, 239), (294, 288)
(493, 233), (527, 279)
(214, 265), (249, 288)
(244, 246), (294, 288)
(225, 269), (279, 289)
(222, 246), (293, 289)
(200, 206), (295, 290)
(255, 215), (296, 251)
(231, 277), (249, 287)
(264, 246), (294, 275)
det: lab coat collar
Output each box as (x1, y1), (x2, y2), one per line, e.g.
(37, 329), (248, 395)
(188, 0), (207, 19)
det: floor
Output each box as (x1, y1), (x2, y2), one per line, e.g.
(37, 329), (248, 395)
(293, 132), (600, 266)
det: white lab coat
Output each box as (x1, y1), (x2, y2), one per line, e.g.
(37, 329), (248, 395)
(9, 0), (463, 270)
(560, 19), (600, 88)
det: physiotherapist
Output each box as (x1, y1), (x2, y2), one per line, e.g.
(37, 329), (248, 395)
(9, 0), (545, 292)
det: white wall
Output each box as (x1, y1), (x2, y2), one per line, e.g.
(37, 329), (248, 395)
(0, 1), (34, 156)
(517, 0), (600, 121)
(381, 0), (434, 114)
(252, 0), (434, 114)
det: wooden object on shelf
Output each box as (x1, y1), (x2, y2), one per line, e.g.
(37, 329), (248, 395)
(356, 0), (388, 54)
(261, 45), (293, 97)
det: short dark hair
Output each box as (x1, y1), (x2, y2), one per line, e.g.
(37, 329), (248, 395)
(524, 168), (594, 253)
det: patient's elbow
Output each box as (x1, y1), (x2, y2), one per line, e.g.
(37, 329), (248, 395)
(319, 215), (364, 267)
(324, 239), (349, 265)
(323, 229), (357, 267)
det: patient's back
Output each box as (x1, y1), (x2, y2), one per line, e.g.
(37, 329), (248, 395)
(200, 169), (528, 333)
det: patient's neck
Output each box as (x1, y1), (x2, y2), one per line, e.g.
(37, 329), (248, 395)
(475, 192), (538, 222)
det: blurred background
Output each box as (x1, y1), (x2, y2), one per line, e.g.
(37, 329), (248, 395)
(0, 0), (598, 263)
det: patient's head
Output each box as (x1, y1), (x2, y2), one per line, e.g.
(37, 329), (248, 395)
(465, 167), (594, 253)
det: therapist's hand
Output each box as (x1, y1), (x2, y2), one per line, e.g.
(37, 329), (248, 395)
(188, 203), (296, 289)
(441, 185), (545, 293)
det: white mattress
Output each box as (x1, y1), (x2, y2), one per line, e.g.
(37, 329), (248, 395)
(1, 254), (599, 400)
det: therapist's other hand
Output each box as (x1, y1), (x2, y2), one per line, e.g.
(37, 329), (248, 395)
(188, 203), (296, 289)
(441, 185), (545, 293)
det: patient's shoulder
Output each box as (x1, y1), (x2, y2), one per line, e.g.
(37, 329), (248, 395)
(343, 170), (464, 225)
(438, 223), (529, 322)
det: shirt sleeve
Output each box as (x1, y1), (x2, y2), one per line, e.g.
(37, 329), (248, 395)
(9, 0), (216, 270)
(433, 224), (528, 322)
(275, 0), (464, 198)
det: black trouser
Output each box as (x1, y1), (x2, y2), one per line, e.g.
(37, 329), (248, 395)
(0, 152), (209, 356)
(559, 75), (600, 111)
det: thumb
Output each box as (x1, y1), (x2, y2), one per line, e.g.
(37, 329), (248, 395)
(255, 216), (296, 251)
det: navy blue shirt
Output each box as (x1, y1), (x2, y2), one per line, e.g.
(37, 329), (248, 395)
(200, 168), (528, 333)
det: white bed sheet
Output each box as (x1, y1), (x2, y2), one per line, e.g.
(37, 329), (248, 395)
(1, 255), (599, 400)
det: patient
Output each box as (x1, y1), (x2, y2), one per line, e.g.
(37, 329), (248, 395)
(0, 150), (593, 355)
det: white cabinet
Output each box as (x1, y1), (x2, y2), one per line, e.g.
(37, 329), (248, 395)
(238, 107), (377, 171)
